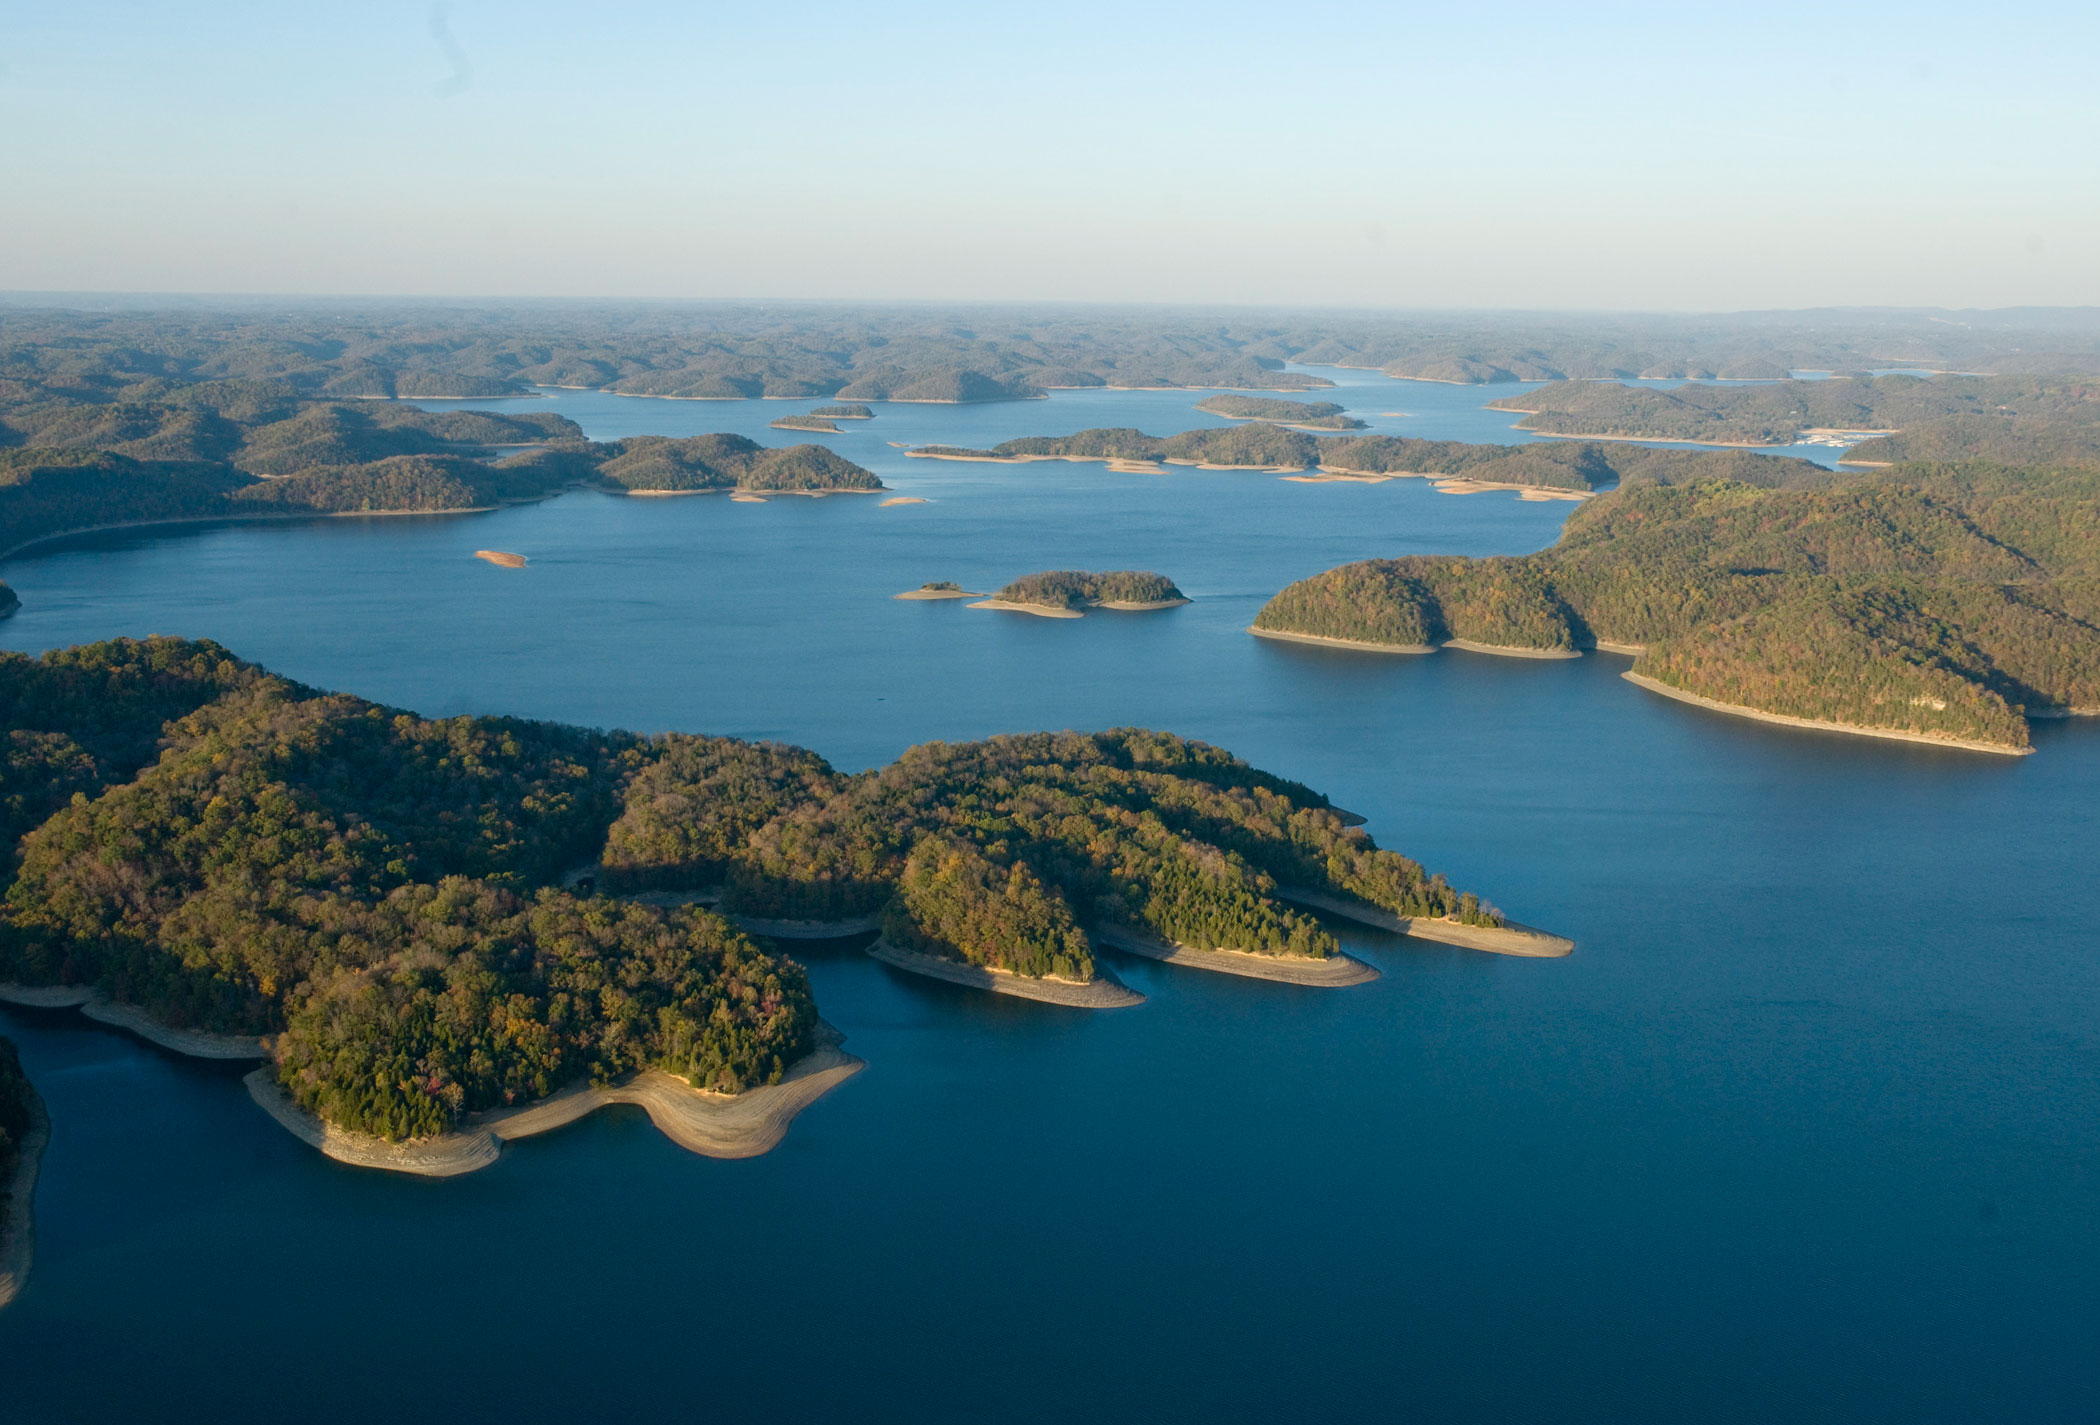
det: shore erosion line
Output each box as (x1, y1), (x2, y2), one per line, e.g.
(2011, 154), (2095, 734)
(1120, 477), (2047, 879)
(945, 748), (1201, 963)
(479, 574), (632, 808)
(1276, 887), (1574, 958)
(1092, 925), (1379, 987)
(1620, 672), (2034, 756)
(865, 938), (1144, 1008)
(0, 981), (862, 1177)
(969, 597), (1189, 619)
(0, 983), (268, 1058)
(245, 1020), (863, 1178)
(0, 1082), (50, 1310)
(1250, 627), (1645, 658)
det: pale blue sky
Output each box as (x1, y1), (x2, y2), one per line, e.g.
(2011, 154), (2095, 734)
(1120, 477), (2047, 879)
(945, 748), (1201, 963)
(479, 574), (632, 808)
(2, 0), (2094, 307)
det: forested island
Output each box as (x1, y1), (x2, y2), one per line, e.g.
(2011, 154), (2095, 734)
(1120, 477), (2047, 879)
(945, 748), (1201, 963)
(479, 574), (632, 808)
(1252, 460), (2100, 752)
(1486, 374), (2100, 462)
(909, 427), (1832, 493)
(0, 638), (1548, 1173)
(974, 571), (1188, 615)
(769, 415), (841, 433)
(1194, 395), (1366, 430)
(811, 404), (874, 420)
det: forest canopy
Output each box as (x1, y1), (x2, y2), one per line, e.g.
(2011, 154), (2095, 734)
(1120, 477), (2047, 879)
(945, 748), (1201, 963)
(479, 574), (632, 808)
(0, 639), (1506, 1140)
(1253, 461), (2100, 750)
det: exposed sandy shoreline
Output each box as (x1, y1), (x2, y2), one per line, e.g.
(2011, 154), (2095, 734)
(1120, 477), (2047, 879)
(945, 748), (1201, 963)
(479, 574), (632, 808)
(1284, 467), (1592, 501)
(244, 1021), (863, 1177)
(879, 497), (928, 506)
(770, 418), (841, 433)
(905, 449), (1167, 474)
(1621, 671), (2032, 756)
(969, 599), (1083, 619)
(474, 549), (527, 569)
(1096, 598), (1190, 611)
(0, 984), (269, 1059)
(1092, 925), (1379, 986)
(1590, 639), (1646, 656)
(1248, 627), (1435, 654)
(0, 1082), (49, 1311)
(1443, 638), (1581, 660)
(1277, 887), (1574, 958)
(865, 938), (1144, 1008)
(895, 586), (983, 600)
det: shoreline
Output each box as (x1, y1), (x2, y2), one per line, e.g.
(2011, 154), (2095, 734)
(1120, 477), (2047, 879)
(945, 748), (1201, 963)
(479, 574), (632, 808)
(0, 1082), (49, 1311)
(1092, 925), (1379, 987)
(0, 984), (269, 1059)
(895, 586), (984, 600)
(1443, 638), (1581, 660)
(865, 938), (1144, 1008)
(244, 1021), (864, 1177)
(969, 599), (1082, 619)
(1289, 466), (1593, 501)
(1621, 671), (2033, 756)
(1277, 887), (1573, 958)
(1248, 627), (1435, 654)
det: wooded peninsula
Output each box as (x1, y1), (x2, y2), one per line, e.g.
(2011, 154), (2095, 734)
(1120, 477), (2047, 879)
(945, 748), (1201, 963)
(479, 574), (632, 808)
(0, 638), (1536, 1176)
(1252, 460), (2100, 753)
(910, 427), (1833, 492)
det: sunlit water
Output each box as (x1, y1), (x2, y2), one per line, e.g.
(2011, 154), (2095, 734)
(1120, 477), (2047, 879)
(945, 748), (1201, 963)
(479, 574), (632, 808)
(0, 374), (2092, 1423)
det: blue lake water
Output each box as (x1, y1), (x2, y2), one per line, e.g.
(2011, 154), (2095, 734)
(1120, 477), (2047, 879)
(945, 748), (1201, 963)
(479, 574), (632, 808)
(0, 374), (2094, 1423)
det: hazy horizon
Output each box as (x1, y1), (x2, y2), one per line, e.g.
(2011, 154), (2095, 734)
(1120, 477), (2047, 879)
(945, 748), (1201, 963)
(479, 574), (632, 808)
(4, 1), (2095, 310)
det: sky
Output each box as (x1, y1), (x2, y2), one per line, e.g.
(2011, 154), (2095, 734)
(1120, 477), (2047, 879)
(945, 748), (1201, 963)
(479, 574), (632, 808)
(1, 0), (2096, 310)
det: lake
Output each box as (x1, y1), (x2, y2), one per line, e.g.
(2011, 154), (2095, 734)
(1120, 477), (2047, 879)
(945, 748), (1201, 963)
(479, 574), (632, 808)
(0, 373), (2093, 1423)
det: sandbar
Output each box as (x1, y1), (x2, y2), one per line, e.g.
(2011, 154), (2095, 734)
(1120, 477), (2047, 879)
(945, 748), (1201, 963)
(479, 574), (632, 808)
(1277, 887), (1573, 957)
(880, 497), (928, 506)
(1621, 671), (2033, 756)
(243, 1020), (863, 1177)
(729, 493), (768, 503)
(969, 599), (1083, 619)
(895, 586), (984, 600)
(0, 1082), (48, 1310)
(1442, 638), (1581, 660)
(474, 549), (527, 568)
(1248, 627), (1435, 654)
(0, 983), (269, 1059)
(1092, 925), (1379, 987)
(865, 938), (1144, 1008)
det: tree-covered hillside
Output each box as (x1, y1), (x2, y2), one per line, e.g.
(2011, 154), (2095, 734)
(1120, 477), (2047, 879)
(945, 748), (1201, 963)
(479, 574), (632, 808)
(0, 639), (1510, 1140)
(1253, 463), (2100, 750)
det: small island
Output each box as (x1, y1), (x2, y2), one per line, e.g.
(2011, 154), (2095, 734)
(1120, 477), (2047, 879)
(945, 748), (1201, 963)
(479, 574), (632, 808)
(474, 549), (527, 568)
(971, 570), (1189, 617)
(895, 581), (983, 600)
(1195, 395), (1366, 430)
(811, 404), (874, 420)
(769, 415), (842, 433)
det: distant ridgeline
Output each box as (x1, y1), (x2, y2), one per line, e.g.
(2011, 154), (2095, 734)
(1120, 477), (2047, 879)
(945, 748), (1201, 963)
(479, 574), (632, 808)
(1488, 374), (2100, 458)
(0, 638), (1508, 1142)
(1193, 395), (1366, 430)
(0, 378), (887, 567)
(1254, 461), (2100, 753)
(912, 427), (1834, 492)
(5, 305), (2096, 409)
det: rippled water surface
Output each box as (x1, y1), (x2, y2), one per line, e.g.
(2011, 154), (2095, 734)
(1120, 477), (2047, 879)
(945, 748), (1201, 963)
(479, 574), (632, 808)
(0, 373), (2093, 1423)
